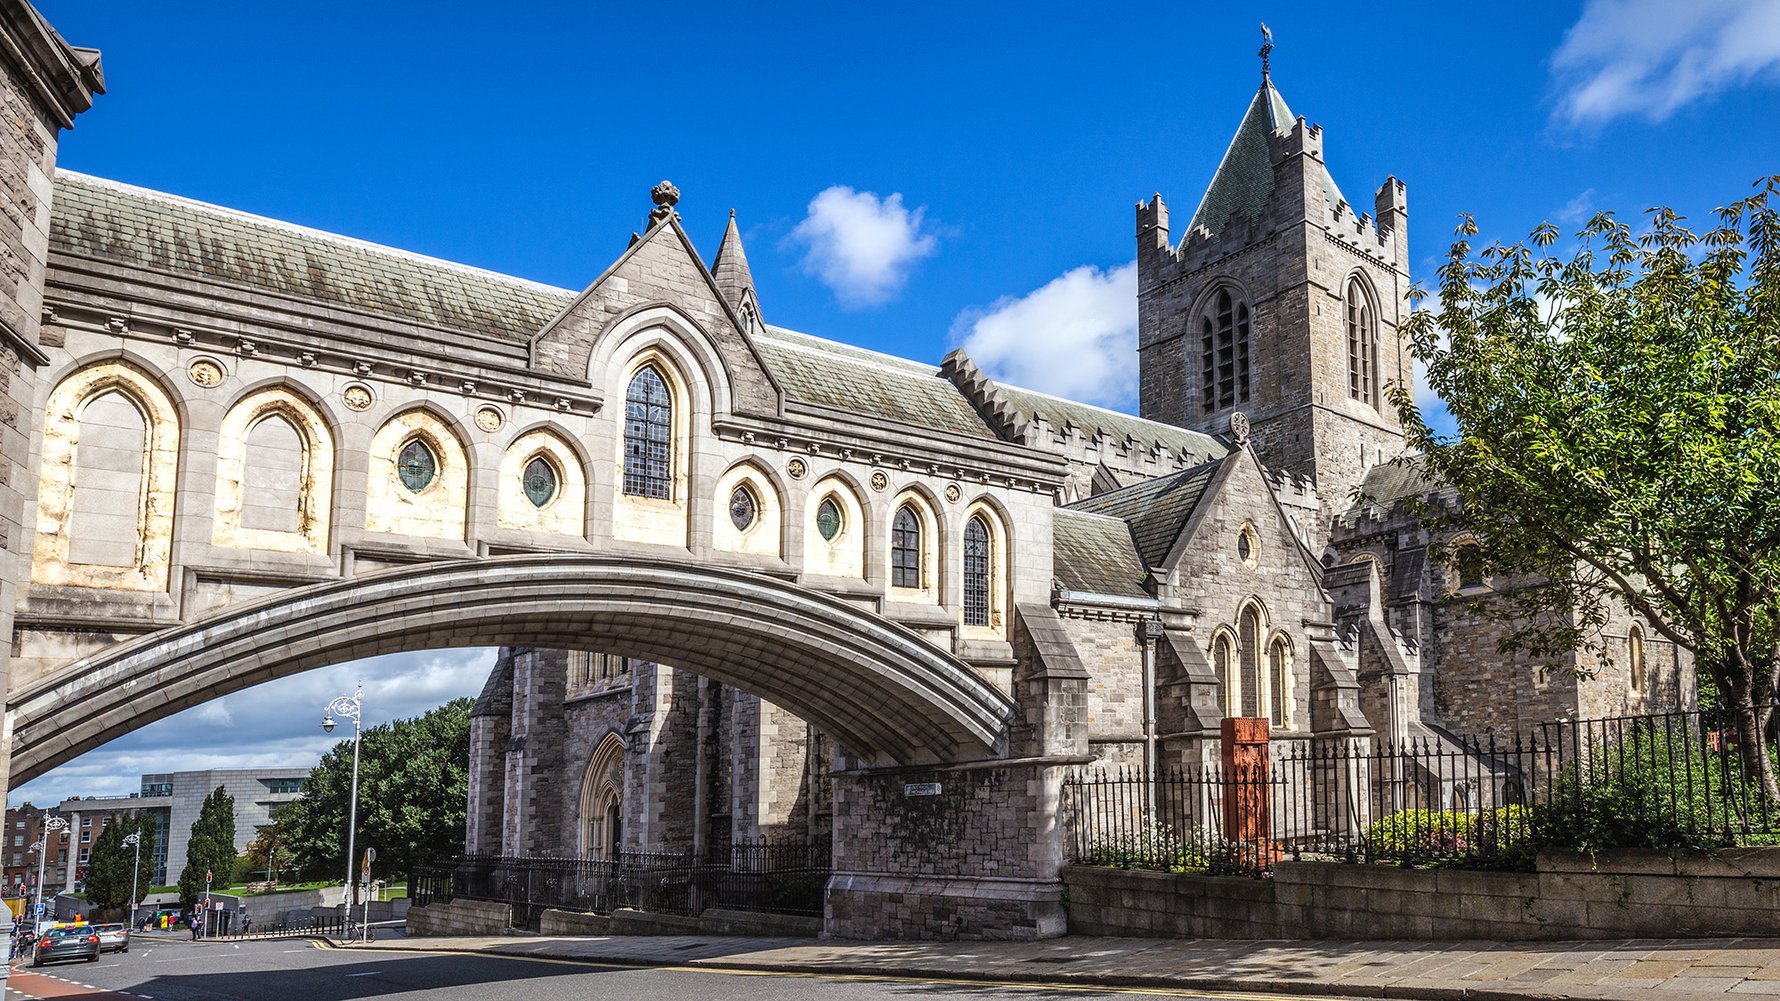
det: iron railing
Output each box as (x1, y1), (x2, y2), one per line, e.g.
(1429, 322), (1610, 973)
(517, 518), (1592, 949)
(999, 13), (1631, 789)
(412, 839), (830, 928)
(1067, 708), (1780, 877)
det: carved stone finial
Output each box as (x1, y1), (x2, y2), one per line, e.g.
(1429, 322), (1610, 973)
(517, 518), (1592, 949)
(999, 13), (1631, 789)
(648, 180), (681, 227)
(1230, 410), (1251, 446)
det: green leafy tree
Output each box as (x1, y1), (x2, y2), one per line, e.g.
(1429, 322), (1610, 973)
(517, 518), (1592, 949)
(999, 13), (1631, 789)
(83, 813), (156, 911)
(1393, 177), (1780, 795)
(277, 698), (473, 882)
(177, 786), (236, 911)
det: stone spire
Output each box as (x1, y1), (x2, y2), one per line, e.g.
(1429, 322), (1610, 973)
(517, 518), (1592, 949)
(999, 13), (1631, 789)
(711, 209), (757, 312)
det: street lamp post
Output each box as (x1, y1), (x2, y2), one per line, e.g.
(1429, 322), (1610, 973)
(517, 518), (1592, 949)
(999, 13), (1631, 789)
(32, 816), (67, 928)
(322, 682), (364, 938)
(123, 831), (142, 928)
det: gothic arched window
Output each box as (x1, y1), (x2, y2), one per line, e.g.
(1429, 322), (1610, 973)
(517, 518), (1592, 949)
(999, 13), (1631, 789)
(623, 365), (673, 499)
(1346, 277), (1376, 404)
(1212, 633), (1236, 717)
(1268, 637), (1291, 728)
(1200, 287), (1251, 413)
(891, 505), (922, 589)
(523, 455), (559, 508)
(963, 515), (991, 627)
(1239, 604), (1264, 718)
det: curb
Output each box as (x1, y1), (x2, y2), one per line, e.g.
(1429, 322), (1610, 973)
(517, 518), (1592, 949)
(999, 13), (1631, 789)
(352, 941), (1678, 1001)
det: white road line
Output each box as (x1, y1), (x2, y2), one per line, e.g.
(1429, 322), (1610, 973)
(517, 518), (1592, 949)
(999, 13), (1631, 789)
(343, 972), (383, 977)
(280, 949), (306, 953)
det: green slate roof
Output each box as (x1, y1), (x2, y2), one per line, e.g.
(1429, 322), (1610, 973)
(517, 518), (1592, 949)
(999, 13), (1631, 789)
(1053, 509), (1151, 598)
(993, 381), (1225, 459)
(50, 171), (576, 342)
(1186, 81), (1348, 240)
(754, 325), (998, 439)
(1064, 457), (1223, 567)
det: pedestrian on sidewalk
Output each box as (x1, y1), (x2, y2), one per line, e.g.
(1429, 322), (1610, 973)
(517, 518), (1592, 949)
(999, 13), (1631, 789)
(188, 913), (199, 941)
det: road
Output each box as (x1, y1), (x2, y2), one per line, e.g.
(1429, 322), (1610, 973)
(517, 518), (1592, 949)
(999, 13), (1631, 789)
(0, 932), (1320, 1001)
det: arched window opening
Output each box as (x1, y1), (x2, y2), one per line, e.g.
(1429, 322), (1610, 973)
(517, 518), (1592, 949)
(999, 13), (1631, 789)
(728, 483), (759, 531)
(1199, 288), (1251, 413)
(1268, 638), (1291, 728)
(522, 455), (559, 508)
(68, 391), (147, 567)
(240, 414), (304, 534)
(1455, 544), (1486, 590)
(891, 506), (922, 589)
(1239, 605), (1263, 718)
(1212, 633), (1236, 717)
(815, 496), (844, 542)
(397, 437), (438, 493)
(1629, 625), (1648, 695)
(963, 515), (991, 627)
(623, 365), (672, 499)
(1346, 278), (1376, 403)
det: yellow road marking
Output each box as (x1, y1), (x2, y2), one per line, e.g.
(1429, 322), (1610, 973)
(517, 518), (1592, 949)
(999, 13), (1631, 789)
(311, 940), (1330, 1000)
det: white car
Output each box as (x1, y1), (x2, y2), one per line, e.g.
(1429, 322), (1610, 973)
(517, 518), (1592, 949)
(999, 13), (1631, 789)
(93, 922), (129, 954)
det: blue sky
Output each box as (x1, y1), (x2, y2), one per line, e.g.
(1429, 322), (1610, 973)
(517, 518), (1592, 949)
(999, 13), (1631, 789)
(13, 0), (1780, 806)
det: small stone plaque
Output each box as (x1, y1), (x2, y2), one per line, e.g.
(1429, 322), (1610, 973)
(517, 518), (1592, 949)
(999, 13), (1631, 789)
(903, 782), (942, 797)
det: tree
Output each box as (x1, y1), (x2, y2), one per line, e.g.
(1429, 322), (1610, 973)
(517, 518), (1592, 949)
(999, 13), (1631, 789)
(83, 813), (155, 912)
(1392, 176), (1780, 796)
(276, 698), (473, 882)
(177, 786), (236, 911)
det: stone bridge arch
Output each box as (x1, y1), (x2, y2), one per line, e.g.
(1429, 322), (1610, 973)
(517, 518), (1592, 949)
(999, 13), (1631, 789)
(6, 554), (1020, 785)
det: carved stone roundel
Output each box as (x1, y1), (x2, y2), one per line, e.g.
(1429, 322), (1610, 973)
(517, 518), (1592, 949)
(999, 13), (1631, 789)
(187, 359), (223, 387)
(786, 458), (808, 480)
(475, 406), (504, 433)
(342, 384), (374, 412)
(870, 471), (889, 492)
(944, 483), (962, 503)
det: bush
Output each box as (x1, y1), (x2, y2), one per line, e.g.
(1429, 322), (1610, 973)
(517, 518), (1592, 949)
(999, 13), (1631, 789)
(1363, 805), (1535, 866)
(1079, 819), (1216, 872)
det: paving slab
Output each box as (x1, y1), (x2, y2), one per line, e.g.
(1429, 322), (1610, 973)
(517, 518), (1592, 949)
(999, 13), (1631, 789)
(348, 932), (1780, 1001)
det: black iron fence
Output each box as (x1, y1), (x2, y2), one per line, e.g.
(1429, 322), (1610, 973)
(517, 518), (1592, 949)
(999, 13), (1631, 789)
(1067, 708), (1780, 877)
(412, 840), (830, 928)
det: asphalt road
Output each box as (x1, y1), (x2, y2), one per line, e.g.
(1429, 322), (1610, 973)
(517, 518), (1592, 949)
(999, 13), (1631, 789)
(0, 932), (1306, 1001)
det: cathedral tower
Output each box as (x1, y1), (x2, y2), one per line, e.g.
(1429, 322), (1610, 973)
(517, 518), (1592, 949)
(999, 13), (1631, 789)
(1136, 47), (1409, 519)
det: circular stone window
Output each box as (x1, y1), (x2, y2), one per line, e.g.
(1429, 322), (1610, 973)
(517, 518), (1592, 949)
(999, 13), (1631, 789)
(728, 484), (759, 531)
(815, 496), (843, 542)
(522, 455), (558, 507)
(397, 438), (438, 493)
(1237, 524), (1260, 569)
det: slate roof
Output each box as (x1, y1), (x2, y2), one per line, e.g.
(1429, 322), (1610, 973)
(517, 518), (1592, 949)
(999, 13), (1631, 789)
(49, 171), (577, 342)
(1064, 457), (1224, 568)
(1340, 456), (1444, 521)
(993, 381), (1225, 460)
(1053, 508), (1151, 599)
(753, 325), (999, 439)
(1186, 81), (1348, 240)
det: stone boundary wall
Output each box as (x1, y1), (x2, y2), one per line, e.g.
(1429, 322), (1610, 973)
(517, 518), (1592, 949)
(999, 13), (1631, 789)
(405, 899), (513, 937)
(1065, 848), (1780, 941)
(539, 906), (820, 938)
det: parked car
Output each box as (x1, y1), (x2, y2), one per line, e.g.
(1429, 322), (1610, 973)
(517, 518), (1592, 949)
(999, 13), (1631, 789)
(94, 923), (129, 954)
(31, 926), (99, 966)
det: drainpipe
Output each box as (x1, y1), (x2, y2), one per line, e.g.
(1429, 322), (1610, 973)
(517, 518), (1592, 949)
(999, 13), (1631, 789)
(1139, 619), (1166, 818)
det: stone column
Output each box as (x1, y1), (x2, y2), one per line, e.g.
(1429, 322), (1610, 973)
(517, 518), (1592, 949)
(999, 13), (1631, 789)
(500, 648), (566, 855)
(465, 651), (514, 855)
(0, 0), (102, 811)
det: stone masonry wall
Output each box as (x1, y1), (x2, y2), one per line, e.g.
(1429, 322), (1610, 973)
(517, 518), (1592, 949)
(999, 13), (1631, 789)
(1066, 847), (1780, 940)
(1068, 614), (1144, 766)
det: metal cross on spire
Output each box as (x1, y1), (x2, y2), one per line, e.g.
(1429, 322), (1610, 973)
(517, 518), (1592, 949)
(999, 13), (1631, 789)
(1259, 22), (1274, 82)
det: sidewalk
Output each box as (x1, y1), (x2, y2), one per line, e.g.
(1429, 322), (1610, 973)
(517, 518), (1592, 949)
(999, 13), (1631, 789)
(346, 932), (1780, 1000)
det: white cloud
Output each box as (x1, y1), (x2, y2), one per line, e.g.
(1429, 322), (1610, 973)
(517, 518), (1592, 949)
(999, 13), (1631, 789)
(1551, 0), (1780, 125)
(8, 648), (496, 808)
(952, 261), (1138, 411)
(787, 186), (938, 307)
(1555, 188), (1598, 225)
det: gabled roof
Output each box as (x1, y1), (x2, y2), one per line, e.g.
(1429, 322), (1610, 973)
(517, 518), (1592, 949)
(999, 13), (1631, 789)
(753, 325), (999, 439)
(1053, 508), (1151, 599)
(1064, 456), (1224, 567)
(50, 171), (576, 342)
(1185, 80), (1348, 241)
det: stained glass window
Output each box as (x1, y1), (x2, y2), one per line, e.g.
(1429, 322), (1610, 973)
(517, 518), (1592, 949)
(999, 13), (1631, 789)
(398, 438), (437, 493)
(1239, 605), (1262, 718)
(523, 456), (557, 507)
(963, 516), (990, 626)
(1347, 278), (1376, 403)
(891, 505), (922, 589)
(623, 365), (672, 499)
(729, 484), (758, 531)
(815, 497), (843, 541)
